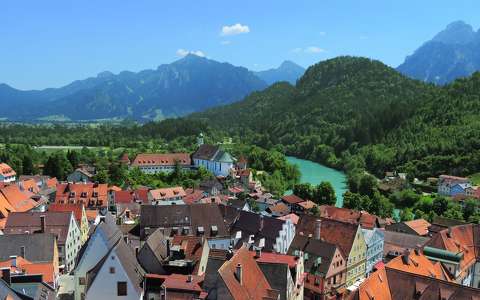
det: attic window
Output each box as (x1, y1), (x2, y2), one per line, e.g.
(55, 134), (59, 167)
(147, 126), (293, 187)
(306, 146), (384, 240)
(92, 192), (98, 197)
(197, 227), (205, 235)
(70, 192), (76, 197)
(81, 192), (87, 198)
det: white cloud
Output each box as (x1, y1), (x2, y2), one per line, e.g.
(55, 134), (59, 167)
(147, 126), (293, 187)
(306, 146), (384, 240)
(221, 23), (250, 36)
(319, 31), (327, 36)
(359, 35), (368, 40)
(176, 49), (206, 57)
(305, 46), (326, 53)
(220, 40), (231, 45)
(292, 46), (326, 54)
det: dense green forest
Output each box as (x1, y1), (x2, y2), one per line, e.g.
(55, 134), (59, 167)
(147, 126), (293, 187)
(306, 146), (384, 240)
(1, 56), (480, 182)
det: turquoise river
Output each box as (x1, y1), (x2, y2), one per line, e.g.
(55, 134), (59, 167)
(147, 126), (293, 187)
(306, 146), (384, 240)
(286, 156), (347, 207)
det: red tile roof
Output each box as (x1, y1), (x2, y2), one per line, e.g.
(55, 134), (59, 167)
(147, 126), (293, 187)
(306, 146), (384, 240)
(49, 203), (85, 225)
(297, 215), (359, 256)
(386, 250), (451, 282)
(171, 235), (206, 274)
(114, 190), (135, 204)
(19, 179), (40, 194)
(183, 190), (205, 205)
(131, 153), (191, 166)
(248, 251), (298, 268)
(145, 273), (204, 294)
(281, 194), (305, 204)
(218, 246), (279, 300)
(319, 205), (380, 229)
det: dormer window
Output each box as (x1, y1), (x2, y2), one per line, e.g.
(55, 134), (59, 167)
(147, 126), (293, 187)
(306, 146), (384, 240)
(70, 192), (76, 197)
(92, 192), (98, 197)
(211, 225), (218, 236)
(81, 192), (87, 198)
(197, 226), (204, 235)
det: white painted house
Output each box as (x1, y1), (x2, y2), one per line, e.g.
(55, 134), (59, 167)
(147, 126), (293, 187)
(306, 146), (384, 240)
(362, 227), (384, 275)
(0, 163), (16, 183)
(130, 153), (192, 174)
(192, 144), (234, 177)
(85, 239), (145, 300)
(73, 214), (122, 300)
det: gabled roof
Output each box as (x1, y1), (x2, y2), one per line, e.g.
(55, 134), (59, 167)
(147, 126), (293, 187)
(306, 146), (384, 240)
(277, 213), (299, 225)
(131, 153), (191, 167)
(114, 190), (135, 204)
(403, 219), (431, 236)
(217, 246), (279, 300)
(231, 211), (287, 252)
(86, 239), (145, 295)
(192, 145), (220, 161)
(288, 234), (340, 275)
(267, 202), (290, 216)
(4, 211), (74, 244)
(0, 257), (56, 284)
(383, 231), (430, 258)
(0, 163), (16, 177)
(0, 185), (38, 212)
(297, 215), (360, 256)
(0, 233), (56, 263)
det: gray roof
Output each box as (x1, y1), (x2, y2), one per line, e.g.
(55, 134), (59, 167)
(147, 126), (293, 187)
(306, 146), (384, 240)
(0, 233), (56, 263)
(140, 204), (229, 239)
(0, 280), (22, 300)
(230, 210), (286, 252)
(192, 145), (219, 160)
(288, 234), (338, 276)
(3, 211), (73, 244)
(258, 263), (289, 300)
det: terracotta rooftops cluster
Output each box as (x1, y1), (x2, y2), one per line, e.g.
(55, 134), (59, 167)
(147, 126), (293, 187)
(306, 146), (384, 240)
(131, 153), (192, 166)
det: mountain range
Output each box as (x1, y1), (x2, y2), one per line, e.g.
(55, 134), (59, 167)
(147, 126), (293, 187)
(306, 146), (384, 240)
(0, 56), (304, 122)
(397, 21), (480, 84)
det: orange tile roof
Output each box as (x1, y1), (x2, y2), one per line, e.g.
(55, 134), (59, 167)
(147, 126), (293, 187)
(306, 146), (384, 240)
(404, 219), (431, 236)
(0, 185), (38, 212)
(386, 250), (451, 282)
(425, 224), (478, 280)
(55, 183), (108, 208)
(19, 179), (40, 194)
(45, 177), (58, 189)
(145, 273), (204, 293)
(171, 235), (205, 274)
(0, 257), (56, 284)
(354, 268), (392, 300)
(218, 246), (279, 300)
(85, 209), (99, 222)
(268, 202), (290, 216)
(0, 163), (16, 177)
(131, 153), (191, 166)
(0, 191), (15, 219)
(150, 187), (186, 201)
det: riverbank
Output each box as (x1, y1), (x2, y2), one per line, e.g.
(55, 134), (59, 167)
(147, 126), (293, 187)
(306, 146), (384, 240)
(286, 156), (347, 207)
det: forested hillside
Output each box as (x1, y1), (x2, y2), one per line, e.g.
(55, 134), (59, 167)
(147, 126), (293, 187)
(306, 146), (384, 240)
(1, 56), (479, 180)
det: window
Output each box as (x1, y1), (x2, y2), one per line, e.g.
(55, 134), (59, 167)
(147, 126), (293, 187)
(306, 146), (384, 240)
(110, 267), (115, 274)
(79, 277), (86, 285)
(117, 282), (127, 296)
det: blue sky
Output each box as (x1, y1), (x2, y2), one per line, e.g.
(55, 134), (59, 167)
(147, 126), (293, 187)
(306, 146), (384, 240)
(1, 0), (479, 90)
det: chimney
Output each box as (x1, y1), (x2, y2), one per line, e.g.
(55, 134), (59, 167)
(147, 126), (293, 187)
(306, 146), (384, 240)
(259, 215), (264, 232)
(40, 215), (46, 233)
(255, 248), (261, 258)
(401, 251), (410, 265)
(166, 239), (171, 257)
(9, 256), (16, 268)
(235, 263), (243, 285)
(187, 275), (192, 283)
(20, 246), (25, 259)
(0, 268), (10, 285)
(447, 227), (452, 238)
(314, 219), (321, 240)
